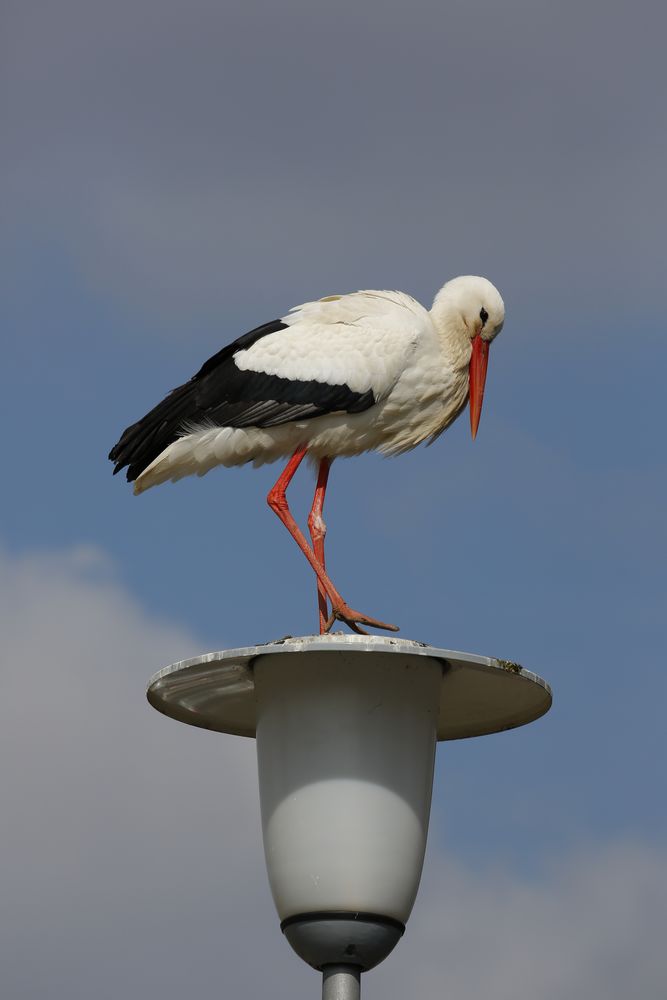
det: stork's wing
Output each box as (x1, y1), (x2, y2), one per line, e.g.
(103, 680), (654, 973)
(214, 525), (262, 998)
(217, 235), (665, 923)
(251, 289), (431, 398)
(109, 291), (430, 482)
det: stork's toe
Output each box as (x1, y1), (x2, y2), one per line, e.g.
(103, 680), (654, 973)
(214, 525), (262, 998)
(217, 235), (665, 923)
(325, 604), (400, 635)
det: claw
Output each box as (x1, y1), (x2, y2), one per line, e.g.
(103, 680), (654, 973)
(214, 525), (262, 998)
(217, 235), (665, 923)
(324, 604), (399, 635)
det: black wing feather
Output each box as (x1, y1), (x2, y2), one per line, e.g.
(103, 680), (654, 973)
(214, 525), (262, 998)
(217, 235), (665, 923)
(109, 319), (374, 482)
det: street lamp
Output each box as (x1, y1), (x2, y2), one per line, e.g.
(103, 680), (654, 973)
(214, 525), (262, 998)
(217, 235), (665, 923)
(148, 634), (551, 999)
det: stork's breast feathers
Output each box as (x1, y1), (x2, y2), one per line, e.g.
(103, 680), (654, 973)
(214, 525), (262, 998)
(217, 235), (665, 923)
(233, 289), (430, 399)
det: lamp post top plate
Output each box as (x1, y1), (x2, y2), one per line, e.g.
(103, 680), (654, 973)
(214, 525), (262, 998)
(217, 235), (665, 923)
(146, 634), (551, 740)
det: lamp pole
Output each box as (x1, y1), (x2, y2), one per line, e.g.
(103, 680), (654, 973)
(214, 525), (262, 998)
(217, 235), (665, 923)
(322, 965), (361, 1000)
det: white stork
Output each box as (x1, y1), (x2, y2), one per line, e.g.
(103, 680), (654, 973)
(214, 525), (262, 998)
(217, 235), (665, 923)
(109, 275), (505, 634)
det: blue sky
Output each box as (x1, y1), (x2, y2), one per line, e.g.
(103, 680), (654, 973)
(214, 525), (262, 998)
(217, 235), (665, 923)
(2, 1), (666, 997)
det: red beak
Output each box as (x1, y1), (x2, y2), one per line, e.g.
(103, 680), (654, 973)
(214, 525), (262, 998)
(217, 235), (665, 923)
(469, 335), (490, 440)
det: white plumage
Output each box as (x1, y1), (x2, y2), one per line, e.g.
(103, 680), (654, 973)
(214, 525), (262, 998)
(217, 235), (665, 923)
(110, 275), (505, 634)
(129, 278), (503, 492)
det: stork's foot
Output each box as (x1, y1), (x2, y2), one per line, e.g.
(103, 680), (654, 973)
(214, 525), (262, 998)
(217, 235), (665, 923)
(324, 604), (400, 636)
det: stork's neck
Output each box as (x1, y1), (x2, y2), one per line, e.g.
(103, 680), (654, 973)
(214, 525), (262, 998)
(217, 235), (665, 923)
(429, 294), (473, 370)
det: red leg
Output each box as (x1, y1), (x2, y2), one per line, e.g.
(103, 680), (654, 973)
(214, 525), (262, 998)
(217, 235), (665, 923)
(267, 448), (399, 635)
(308, 457), (331, 633)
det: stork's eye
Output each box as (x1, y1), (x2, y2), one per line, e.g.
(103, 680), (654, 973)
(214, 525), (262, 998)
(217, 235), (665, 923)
(480, 307), (489, 326)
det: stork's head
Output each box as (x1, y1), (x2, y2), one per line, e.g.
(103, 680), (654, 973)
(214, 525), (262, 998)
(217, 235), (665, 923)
(432, 275), (505, 440)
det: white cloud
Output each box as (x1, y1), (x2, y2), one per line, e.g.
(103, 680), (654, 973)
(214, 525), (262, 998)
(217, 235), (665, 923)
(0, 544), (664, 998)
(0, 544), (279, 997)
(374, 840), (667, 1000)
